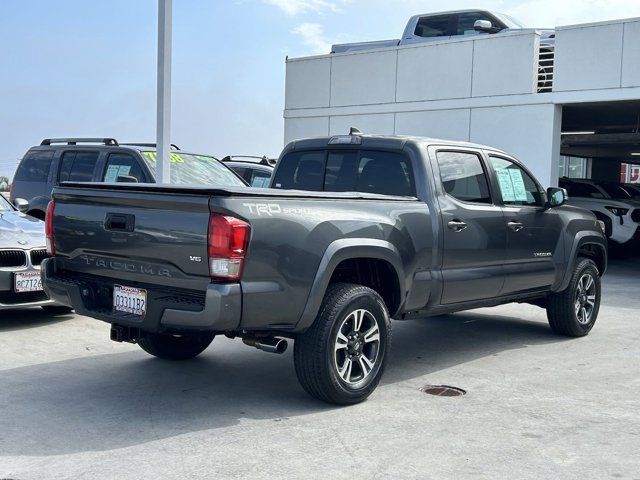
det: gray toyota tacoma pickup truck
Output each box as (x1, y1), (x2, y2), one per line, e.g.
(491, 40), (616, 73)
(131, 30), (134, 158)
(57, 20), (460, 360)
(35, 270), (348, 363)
(42, 133), (607, 405)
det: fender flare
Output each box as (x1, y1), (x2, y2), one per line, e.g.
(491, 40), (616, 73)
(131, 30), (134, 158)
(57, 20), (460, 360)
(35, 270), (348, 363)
(557, 233), (607, 292)
(295, 238), (405, 331)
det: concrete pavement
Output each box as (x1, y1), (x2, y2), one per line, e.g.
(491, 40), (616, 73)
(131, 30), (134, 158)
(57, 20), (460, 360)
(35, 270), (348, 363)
(1, 260), (639, 479)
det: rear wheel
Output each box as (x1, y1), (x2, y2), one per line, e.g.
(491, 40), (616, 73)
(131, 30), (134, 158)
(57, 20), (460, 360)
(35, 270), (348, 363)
(138, 332), (215, 360)
(547, 258), (601, 337)
(294, 283), (391, 405)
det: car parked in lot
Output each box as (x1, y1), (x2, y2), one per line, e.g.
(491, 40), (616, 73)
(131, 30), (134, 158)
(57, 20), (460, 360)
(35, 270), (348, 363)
(331, 9), (555, 91)
(10, 138), (246, 219)
(43, 132), (606, 405)
(220, 155), (275, 187)
(0, 195), (69, 313)
(560, 178), (640, 244)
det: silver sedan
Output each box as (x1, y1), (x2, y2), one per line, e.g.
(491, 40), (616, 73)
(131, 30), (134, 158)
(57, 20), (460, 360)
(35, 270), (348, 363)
(0, 195), (70, 313)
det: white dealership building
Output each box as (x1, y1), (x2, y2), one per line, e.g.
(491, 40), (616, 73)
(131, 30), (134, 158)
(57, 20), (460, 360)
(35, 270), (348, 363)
(284, 17), (640, 188)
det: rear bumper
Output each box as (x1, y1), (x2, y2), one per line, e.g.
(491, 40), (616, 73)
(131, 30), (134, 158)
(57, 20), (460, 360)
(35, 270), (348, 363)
(41, 258), (242, 333)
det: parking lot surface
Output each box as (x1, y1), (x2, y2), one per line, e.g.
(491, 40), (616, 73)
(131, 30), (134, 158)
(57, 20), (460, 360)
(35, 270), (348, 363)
(1, 259), (639, 480)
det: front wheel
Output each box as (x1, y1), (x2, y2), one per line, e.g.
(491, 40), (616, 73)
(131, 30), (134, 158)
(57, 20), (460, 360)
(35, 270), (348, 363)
(138, 332), (215, 360)
(294, 283), (391, 405)
(547, 258), (601, 337)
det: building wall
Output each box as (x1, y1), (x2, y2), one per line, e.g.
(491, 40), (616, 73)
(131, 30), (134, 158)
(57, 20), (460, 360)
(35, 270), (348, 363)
(284, 18), (640, 188)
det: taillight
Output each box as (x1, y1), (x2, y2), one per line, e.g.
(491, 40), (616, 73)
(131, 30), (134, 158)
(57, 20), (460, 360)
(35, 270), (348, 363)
(45, 200), (55, 256)
(207, 213), (250, 280)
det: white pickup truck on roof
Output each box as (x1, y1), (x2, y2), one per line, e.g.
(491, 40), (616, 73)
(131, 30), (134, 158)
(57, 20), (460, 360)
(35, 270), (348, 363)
(331, 9), (555, 92)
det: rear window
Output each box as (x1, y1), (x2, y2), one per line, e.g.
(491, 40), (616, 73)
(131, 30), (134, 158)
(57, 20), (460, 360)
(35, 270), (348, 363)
(272, 149), (415, 196)
(14, 151), (54, 182)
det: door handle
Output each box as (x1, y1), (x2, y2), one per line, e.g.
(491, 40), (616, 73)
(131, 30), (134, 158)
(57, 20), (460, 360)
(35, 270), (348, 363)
(105, 213), (135, 232)
(447, 220), (468, 232)
(508, 221), (525, 232)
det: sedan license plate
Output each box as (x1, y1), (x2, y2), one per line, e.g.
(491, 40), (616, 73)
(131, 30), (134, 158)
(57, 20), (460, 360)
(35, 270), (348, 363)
(113, 285), (147, 317)
(14, 271), (43, 293)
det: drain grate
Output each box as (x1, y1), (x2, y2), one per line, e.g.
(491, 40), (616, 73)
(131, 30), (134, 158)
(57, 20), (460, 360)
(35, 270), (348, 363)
(420, 385), (466, 397)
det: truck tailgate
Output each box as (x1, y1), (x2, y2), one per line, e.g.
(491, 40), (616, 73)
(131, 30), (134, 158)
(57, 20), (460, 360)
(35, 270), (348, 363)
(52, 186), (212, 291)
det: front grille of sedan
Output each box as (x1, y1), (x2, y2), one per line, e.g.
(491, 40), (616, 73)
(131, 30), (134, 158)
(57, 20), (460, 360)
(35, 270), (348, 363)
(631, 209), (640, 223)
(30, 249), (48, 266)
(0, 250), (27, 268)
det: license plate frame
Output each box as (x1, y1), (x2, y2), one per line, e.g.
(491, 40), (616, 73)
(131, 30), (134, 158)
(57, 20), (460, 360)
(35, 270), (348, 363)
(14, 271), (43, 293)
(113, 285), (147, 317)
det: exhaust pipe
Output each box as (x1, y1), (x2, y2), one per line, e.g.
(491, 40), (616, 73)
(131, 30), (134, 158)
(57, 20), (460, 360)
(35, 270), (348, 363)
(242, 336), (288, 354)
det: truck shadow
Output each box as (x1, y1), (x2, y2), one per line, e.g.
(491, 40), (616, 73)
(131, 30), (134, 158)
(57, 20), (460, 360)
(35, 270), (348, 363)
(0, 309), (568, 457)
(0, 307), (73, 332)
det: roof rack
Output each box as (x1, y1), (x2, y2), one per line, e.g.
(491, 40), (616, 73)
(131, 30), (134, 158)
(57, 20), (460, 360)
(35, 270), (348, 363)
(221, 155), (276, 167)
(120, 142), (181, 150)
(40, 138), (119, 146)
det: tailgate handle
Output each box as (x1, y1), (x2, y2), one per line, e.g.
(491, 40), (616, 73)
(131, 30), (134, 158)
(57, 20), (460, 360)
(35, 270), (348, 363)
(105, 213), (135, 232)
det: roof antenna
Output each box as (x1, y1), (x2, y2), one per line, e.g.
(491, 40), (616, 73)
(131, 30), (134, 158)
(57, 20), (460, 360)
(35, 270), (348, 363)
(349, 127), (363, 136)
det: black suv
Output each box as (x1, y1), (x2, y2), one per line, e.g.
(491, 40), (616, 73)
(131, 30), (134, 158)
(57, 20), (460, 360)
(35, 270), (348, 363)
(10, 138), (245, 219)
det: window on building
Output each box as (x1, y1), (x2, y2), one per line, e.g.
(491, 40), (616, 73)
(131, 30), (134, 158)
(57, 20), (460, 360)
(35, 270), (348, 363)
(559, 156), (590, 179)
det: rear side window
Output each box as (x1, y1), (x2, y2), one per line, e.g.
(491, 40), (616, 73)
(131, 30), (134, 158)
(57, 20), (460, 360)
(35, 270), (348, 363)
(273, 150), (414, 196)
(103, 153), (145, 182)
(14, 151), (54, 182)
(414, 14), (451, 38)
(436, 151), (491, 204)
(59, 151), (100, 182)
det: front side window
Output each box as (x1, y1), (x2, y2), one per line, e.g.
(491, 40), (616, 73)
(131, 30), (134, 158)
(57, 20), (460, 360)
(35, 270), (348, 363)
(103, 153), (145, 182)
(436, 151), (491, 204)
(414, 14), (451, 38)
(489, 156), (543, 207)
(0, 195), (13, 211)
(59, 151), (100, 182)
(248, 169), (272, 188)
(14, 151), (54, 182)
(456, 11), (498, 35)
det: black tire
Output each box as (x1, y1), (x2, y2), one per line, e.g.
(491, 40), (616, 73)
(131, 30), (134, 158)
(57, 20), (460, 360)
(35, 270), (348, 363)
(41, 305), (73, 315)
(547, 258), (601, 337)
(294, 283), (391, 405)
(138, 332), (215, 360)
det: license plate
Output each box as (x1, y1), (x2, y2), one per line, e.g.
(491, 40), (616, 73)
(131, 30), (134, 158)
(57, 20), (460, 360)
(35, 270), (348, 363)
(14, 271), (43, 293)
(113, 285), (147, 317)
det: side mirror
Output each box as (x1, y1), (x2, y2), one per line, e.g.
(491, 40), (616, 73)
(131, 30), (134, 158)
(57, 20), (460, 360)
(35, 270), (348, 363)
(474, 19), (495, 33)
(13, 198), (29, 213)
(546, 187), (567, 208)
(116, 175), (138, 183)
